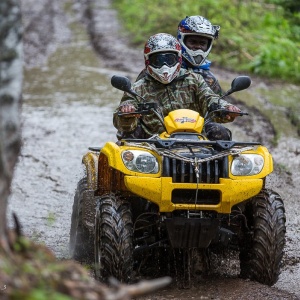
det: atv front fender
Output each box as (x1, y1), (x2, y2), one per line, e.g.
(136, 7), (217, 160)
(80, 151), (100, 231)
(82, 151), (99, 190)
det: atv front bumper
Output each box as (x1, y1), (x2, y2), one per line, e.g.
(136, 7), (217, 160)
(124, 176), (263, 214)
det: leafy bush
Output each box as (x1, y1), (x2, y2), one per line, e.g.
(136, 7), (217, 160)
(112, 0), (300, 83)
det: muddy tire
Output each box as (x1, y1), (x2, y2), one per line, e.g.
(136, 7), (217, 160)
(94, 194), (133, 283)
(69, 177), (93, 263)
(240, 189), (286, 285)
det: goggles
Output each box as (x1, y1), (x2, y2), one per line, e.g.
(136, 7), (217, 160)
(149, 53), (179, 68)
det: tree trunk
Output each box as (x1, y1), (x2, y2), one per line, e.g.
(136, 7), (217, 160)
(0, 0), (23, 250)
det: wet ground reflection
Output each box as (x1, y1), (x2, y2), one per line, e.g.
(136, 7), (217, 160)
(9, 11), (123, 258)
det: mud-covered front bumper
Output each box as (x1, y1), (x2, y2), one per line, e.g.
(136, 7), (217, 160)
(124, 176), (263, 214)
(165, 217), (220, 248)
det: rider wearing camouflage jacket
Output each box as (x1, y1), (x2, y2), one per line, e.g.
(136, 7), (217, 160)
(113, 68), (234, 138)
(183, 59), (222, 96)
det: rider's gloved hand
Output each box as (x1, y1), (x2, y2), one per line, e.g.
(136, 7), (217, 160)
(119, 104), (141, 118)
(225, 105), (241, 121)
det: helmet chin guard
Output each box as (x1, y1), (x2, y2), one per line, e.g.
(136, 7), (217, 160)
(147, 63), (181, 84)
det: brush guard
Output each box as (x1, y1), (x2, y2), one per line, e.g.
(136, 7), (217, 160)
(165, 217), (220, 248)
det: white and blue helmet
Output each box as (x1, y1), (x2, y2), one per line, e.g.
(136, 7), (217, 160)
(177, 16), (220, 66)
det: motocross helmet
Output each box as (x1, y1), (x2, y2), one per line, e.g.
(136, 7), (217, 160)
(144, 33), (182, 84)
(177, 16), (220, 66)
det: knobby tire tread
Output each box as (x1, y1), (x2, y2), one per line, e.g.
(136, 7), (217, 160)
(69, 177), (93, 262)
(240, 188), (286, 285)
(95, 194), (133, 283)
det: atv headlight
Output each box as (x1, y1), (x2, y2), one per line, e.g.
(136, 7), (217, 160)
(231, 154), (264, 176)
(122, 150), (159, 173)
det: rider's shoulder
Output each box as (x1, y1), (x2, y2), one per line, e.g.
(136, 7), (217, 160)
(188, 70), (205, 80)
(133, 74), (149, 89)
(179, 68), (198, 79)
(182, 70), (207, 85)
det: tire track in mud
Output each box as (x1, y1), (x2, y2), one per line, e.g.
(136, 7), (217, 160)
(22, 0), (72, 68)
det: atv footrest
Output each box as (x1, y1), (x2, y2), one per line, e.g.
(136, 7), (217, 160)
(165, 217), (219, 248)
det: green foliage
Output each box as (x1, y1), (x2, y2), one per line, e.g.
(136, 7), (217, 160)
(249, 37), (300, 81)
(267, 0), (300, 14)
(0, 237), (91, 300)
(112, 0), (300, 83)
(13, 289), (72, 300)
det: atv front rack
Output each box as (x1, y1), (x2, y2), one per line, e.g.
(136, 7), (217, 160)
(121, 138), (261, 150)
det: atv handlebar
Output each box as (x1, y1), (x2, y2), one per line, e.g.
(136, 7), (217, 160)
(117, 102), (158, 116)
(204, 109), (249, 124)
(113, 75), (251, 120)
(207, 109), (249, 118)
(118, 102), (248, 120)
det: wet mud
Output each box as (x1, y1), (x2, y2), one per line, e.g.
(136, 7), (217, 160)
(8, 0), (300, 299)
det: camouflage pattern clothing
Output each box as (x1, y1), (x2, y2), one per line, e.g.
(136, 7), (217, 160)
(131, 60), (230, 140)
(183, 59), (223, 95)
(181, 59), (232, 140)
(113, 68), (233, 139)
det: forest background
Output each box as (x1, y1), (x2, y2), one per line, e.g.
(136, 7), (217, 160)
(112, 0), (300, 83)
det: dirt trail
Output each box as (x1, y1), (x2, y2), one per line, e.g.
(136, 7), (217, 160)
(11, 0), (300, 299)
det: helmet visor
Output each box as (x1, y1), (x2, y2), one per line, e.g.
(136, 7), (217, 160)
(149, 53), (178, 68)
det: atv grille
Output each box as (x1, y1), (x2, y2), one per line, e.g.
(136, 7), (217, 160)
(162, 156), (228, 183)
(172, 189), (220, 205)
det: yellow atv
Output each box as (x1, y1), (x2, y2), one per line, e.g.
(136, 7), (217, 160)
(69, 76), (286, 286)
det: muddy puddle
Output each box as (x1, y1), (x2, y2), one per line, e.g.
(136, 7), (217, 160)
(8, 6), (123, 258)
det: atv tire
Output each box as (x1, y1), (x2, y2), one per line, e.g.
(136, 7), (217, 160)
(94, 194), (133, 283)
(240, 188), (286, 285)
(69, 177), (94, 263)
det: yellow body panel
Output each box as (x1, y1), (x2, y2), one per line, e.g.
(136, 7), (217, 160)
(164, 109), (204, 134)
(124, 176), (263, 214)
(86, 132), (273, 215)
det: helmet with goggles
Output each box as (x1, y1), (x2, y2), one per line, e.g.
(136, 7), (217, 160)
(177, 16), (220, 66)
(144, 33), (182, 84)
